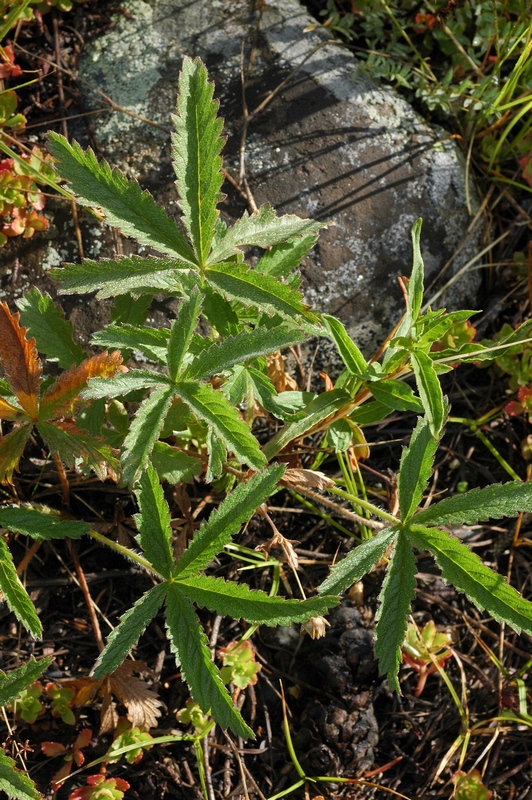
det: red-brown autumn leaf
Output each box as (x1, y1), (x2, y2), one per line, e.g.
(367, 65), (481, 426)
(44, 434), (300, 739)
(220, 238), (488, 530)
(0, 396), (28, 421)
(0, 302), (41, 419)
(40, 351), (126, 420)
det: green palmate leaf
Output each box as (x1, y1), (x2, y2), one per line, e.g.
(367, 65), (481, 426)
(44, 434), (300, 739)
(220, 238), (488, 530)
(207, 204), (324, 265)
(205, 261), (319, 325)
(172, 57), (224, 265)
(322, 315), (367, 376)
(255, 234), (319, 278)
(175, 381), (265, 470)
(121, 385), (176, 485)
(397, 415), (439, 521)
(151, 442), (203, 484)
(52, 256), (194, 299)
(165, 584), (252, 738)
(167, 287), (203, 381)
(17, 289), (85, 370)
(318, 527), (397, 596)
(0, 537), (41, 638)
(262, 389), (352, 460)
(37, 422), (119, 482)
(411, 350), (446, 437)
(81, 369), (168, 400)
(176, 574), (338, 625)
(135, 464), (174, 578)
(414, 481), (532, 527)
(183, 326), (306, 380)
(0, 425), (32, 484)
(374, 531), (417, 692)
(0, 505), (89, 540)
(246, 367), (278, 413)
(93, 583), (168, 678)
(407, 218), (424, 322)
(369, 379), (423, 413)
(0, 750), (41, 800)
(92, 325), (170, 364)
(0, 657), (52, 707)
(175, 464), (285, 577)
(112, 293), (153, 326)
(407, 524), (532, 636)
(47, 134), (196, 263)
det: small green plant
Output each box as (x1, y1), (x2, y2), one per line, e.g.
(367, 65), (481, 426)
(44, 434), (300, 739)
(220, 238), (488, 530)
(106, 718), (153, 765)
(453, 769), (492, 800)
(68, 773), (130, 800)
(7, 681), (44, 724)
(402, 619), (452, 696)
(218, 639), (261, 689)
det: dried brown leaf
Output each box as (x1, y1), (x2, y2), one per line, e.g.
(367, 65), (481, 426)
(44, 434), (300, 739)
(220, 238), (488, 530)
(256, 529), (300, 572)
(0, 424), (32, 483)
(266, 352), (298, 392)
(40, 350), (126, 419)
(281, 468), (335, 491)
(0, 303), (41, 418)
(109, 661), (162, 732)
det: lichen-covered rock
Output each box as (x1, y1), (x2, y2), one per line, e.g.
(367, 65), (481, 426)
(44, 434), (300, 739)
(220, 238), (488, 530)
(21, 0), (482, 355)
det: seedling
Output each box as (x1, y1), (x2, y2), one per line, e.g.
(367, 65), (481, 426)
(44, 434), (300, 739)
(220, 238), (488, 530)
(402, 620), (452, 696)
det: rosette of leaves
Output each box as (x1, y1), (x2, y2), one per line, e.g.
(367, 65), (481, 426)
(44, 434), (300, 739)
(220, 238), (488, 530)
(0, 302), (123, 484)
(46, 56), (325, 486)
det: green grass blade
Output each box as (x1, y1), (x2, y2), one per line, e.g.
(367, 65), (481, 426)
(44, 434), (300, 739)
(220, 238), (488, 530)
(207, 205), (324, 265)
(171, 57), (225, 265)
(17, 289), (85, 370)
(52, 256), (194, 299)
(165, 584), (252, 738)
(322, 314), (368, 376)
(205, 261), (319, 325)
(183, 326), (307, 380)
(0, 506), (89, 540)
(262, 389), (352, 460)
(397, 415), (439, 521)
(135, 464), (174, 578)
(176, 574), (338, 624)
(47, 133), (196, 263)
(0, 538), (41, 638)
(408, 218), (424, 322)
(175, 381), (266, 470)
(174, 464), (285, 577)
(414, 481), (532, 526)
(411, 350), (446, 437)
(121, 385), (176, 485)
(0, 750), (41, 800)
(318, 527), (397, 596)
(93, 583), (168, 678)
(92, 325), (170, 364)
(167, 287), (202, 381)
(374, 531), (417, 692)
(0, 658), (52, 707)
(407, 524), (532, 635)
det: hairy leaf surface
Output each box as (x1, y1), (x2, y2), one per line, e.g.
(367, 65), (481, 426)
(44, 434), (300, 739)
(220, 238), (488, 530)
(175, 465), (284, 577)
(175, 381), (265, 470)
(48, 134), (196, 262)
(17, 289), (85, 370)
(52, 256), (193, 298)
(255, 234), (319, 278)
(121, 386), (176, 485)
(0, 657), (52, 707)
(0, 537), (41, 638)
(165, 585), (252, 737)
(0, 303), (41, 419)
(407, 524), (532, 635)
(318, 527), (397, 596)
(167, 287), (203, 381)
(93, 583), (168, 678)
(40, 351), (124, 420)
(370, 379), (423, 413)
(398, 415), (439, 521)
(37, 421), (118, 481)
(0, 425), (33, 484)
(177, 574), (338, 624)
(151, 442), (203, 484)
(414, 481), (532, 526)
(0, 505), (89, 540)
(0, 750), (41, 800)
(322, 315), (367, 376)
(92, 325), (170, 364)
(81, 369), (168, 400)
(407, 218), (424, 322)
(172, 57), (224, 265)
(205, 261), (319, 325)
(135, 464), (174, 578)
(411, 350), (445, 437)
(374, 531), (417, 691)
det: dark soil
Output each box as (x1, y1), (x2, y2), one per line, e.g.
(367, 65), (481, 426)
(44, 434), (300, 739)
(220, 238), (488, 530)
(1, 3), (532, 800)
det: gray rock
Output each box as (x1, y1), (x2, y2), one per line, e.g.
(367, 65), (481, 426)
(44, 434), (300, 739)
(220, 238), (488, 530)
(35, 0), (484, 355)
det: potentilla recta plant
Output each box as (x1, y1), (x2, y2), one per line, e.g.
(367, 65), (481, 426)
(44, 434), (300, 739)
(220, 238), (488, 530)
(1, 55), (532, 798)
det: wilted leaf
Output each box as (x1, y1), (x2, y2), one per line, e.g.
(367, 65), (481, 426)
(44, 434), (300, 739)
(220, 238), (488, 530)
(0, 303), (41, 419)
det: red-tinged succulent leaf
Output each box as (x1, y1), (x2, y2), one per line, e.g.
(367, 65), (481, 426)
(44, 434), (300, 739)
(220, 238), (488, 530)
(0, 424), (32, 483)
(0, 302), (41, 419)
(40, 350), (126, 420)
(41, 741), (67, 757)
(0, 396), (27, 421)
